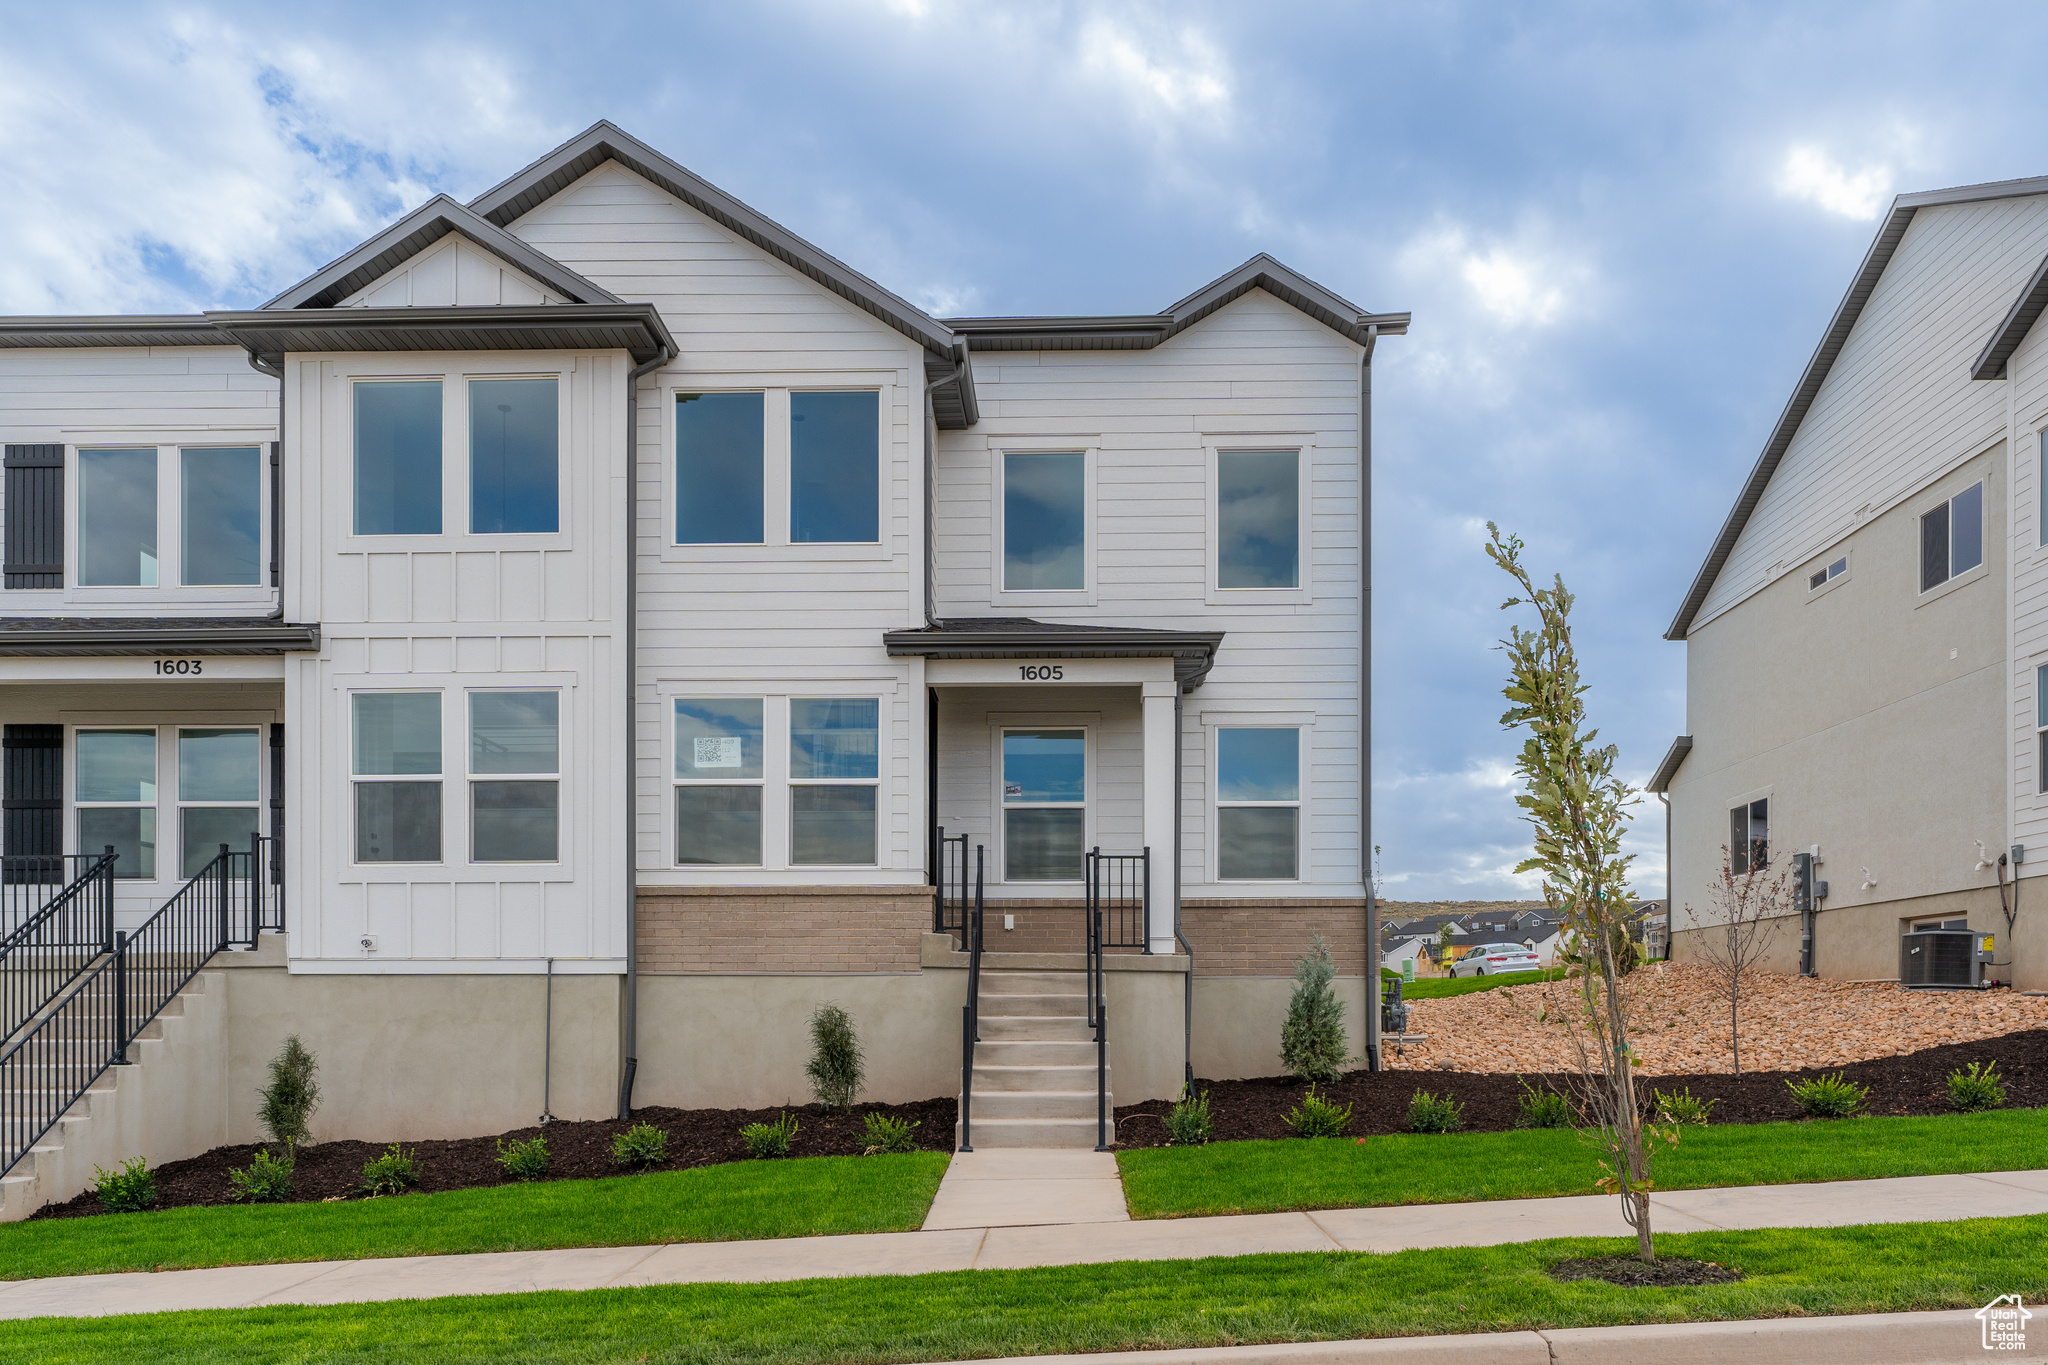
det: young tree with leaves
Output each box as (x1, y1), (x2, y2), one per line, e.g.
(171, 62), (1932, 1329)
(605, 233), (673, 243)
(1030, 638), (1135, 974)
(1690, 850), (1789, 1075)
(1488, 524), (1671, 1263)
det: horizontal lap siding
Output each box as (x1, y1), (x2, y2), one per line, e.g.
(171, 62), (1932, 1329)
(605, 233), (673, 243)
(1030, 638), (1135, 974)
(2011, 303), (2048, 863)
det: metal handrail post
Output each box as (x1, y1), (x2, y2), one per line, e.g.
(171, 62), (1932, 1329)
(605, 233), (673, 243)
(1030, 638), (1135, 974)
(1140, 847), (1152, 954)
(250, 832), (265, 946)
(112, 931), (130, 1066)
(100, 845), (115, 954)
(216, 845), (230, 950)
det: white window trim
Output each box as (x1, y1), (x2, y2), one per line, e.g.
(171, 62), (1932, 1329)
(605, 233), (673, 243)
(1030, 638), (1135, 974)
(991, 441), (1098, 608)
(61, 434), (277, 609)
(464, 688), (564, 867)
(670, 693), (775, 870)
(787, 694), (885, 870)
(660, 372), (897, 565)
(990, 721), (1095, 886)
(1208, 721), (1307, 885)
(1203, 435), (1315, 607)
(1916, 479), (1986, 598)
(346, 688), (447, 870)
(2036, 662), (2048, 797)
(1805, 550), (1851, 602)
(171, 724), (267, 880)
(1727, 787), (1772, 876)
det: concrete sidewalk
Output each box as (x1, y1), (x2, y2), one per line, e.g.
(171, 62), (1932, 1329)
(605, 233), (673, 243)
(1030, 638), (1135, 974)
(2, 1167), (2046, 1321)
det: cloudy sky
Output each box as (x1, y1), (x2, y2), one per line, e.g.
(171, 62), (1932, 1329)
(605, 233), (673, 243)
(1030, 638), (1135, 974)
(1, 1), (2033, 902)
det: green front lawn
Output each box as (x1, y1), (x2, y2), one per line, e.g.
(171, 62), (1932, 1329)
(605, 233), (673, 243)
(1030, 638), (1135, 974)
(3, 1216), (2041, 1363)
(0, 1152), (948, 1282)
(1384, 966), (1563, 999)
(1120, 1108), (2048, 1218)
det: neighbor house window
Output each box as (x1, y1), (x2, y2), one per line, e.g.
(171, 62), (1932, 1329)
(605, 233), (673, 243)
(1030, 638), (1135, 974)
(1216, 727), (1300, 880)
(1807, 556), (1847, 591)
(75, 729), (156, 879)
(1729, 798), (1768, 875)
(177, 728), (259, 877)
(469, 378), (558, 534)
(673, 698), (765, 866)
(675, 392), (765, 545)
(789, 698), (877, 865)
(180, 447), (262, 586)
(469, 691), (559, 863)
(2038, 663), (2048, 795)
(1003, 451), (1085, 590)
(1920, 481), (1983, 591)
(1217, 449), (1299, 589)
(352, 693), (441, 863)
(789, 391), (878, 543)
(1003, 729), (1085, 881)
(78, 447), (157, 587)
(354, 381), (443, 536)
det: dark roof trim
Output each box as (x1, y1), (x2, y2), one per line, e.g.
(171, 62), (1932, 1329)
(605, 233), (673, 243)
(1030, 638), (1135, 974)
(946, 254), (1409, 352)
(1669, 173), (2048, 642)
(263, 195), (620, 311)
(1972, 251), (2048, 380)
(0, 619), (320, 657)
(465, 121), (957, 356)
(884, 619), (1225, 688)
(0, 316), (223, 349)
(1646, 735), (1693, 794)
(207, 302), (677, 367)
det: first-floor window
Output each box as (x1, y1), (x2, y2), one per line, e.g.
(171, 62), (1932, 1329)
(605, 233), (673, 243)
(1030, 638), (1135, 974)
(789, 698), (878, 865)
(177, 727), (259, 876)
(1216, 727), (1300, 880)
(1002, 728), (1085, 881)
(75, 728), (157, 879)
(469, 691), (560, 863)
(1729, 798), (1768, 874)
(674, 698), (765, 865)
(353, 692), (442, 863)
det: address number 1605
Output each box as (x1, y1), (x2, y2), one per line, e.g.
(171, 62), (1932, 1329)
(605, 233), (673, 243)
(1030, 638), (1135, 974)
(1018, 665), (1064, 680)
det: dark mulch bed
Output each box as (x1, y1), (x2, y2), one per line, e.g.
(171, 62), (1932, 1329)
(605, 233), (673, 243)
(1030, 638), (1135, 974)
(1114, 1028), (2048, 1145)
(34, 1096), (956, 1220)
(1549, 1255), (1744, 1287)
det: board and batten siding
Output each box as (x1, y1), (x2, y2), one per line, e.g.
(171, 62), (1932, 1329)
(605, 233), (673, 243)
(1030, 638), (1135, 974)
(936, 290), (1365, 899)
(0, 345), (279, 615)
(504, 160), (930, 887)
(338, 234), (571, 309)
(1693, 196), (2048, 634)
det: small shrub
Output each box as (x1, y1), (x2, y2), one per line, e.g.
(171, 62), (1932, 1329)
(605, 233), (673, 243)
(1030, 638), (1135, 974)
(1514, 1082), (1572, 1129)
(741, 1111), (800, 1158)
(806, 1003), (865, 1111)
(495, 1134), (550, 1180)
(611, 1121), (671, 1169)
(359, 1143), (421, 1196)
(860, 1112), (919, 1155)
(1946, 1061), (2007, 1112)
(227, 1140), (295, 1203)
(259, 1035), (320, 1147)
(92, 1157), (157, 1213)
(1163, 1086), (1214, 1146)
(1653, 1087), (1716, 1125)
(1787, 1071), (1869, 1118)
(1284, 1084), (1353, 1138)
(1281, 934), (1351, 1083)
(1406, 1088), (1465, 1134)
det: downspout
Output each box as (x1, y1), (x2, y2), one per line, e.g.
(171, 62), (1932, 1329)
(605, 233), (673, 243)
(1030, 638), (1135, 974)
(922, 341), (968, 629)
(1360, 325), (1381, 1073)
(619, 339), (676, 1119)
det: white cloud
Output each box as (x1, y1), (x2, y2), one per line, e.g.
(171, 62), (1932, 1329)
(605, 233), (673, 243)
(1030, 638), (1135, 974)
(1397, 221), (1591, 332)
(1775, 145), (1892, 219)
(1461, 247), (1570, 326)
(1076, 16), (1230, 126)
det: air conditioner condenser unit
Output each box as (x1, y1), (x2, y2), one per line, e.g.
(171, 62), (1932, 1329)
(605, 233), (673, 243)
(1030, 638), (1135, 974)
(1899, 929), (1996, 989)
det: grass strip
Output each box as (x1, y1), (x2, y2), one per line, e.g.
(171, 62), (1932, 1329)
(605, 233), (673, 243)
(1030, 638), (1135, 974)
(0, 1152), (948, 1282)
(1386, 967), (1564, 999)
(0, 1215), (2040, 1363)
(1120, 1108), (2048, 1217)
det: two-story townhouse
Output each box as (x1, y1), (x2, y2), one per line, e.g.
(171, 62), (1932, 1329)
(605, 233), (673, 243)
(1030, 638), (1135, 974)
(1661, 174), (2048, 991)
(0, 122), (1405, 1213)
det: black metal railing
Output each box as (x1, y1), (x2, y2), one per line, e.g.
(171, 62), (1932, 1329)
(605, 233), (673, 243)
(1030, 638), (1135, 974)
(0, 835), (270, 1177)
(957, 843), (984, 1152)
(0, 852), (113, 937)
(0, 849), (116, 1046)
(933, 828), (969, 935)
(1085, 846), (1150, 1151)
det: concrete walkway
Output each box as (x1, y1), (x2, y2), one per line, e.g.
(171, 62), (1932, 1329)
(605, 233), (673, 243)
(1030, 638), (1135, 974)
(2, 1167), (2046, 1321)
(921, 1149), (1128, 1230)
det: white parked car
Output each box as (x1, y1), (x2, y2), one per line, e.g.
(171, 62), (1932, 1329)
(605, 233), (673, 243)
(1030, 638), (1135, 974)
(1447, 943), (1542, 978)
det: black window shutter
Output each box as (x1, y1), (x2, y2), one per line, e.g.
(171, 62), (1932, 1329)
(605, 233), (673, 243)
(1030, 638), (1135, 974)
(3, 724), (63, 878)
(268, 441), (281, 589)
(3, 444), (64, 588)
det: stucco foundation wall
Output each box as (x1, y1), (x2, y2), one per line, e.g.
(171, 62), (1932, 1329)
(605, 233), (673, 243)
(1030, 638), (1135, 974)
(1189, 974), (1370, 1081)
(1669, 884), (2038, 985)
(636, 885), (935, 974)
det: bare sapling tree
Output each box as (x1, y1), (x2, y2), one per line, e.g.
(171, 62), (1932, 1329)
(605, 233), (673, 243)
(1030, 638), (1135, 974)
(1487, 524), (1672, 1263)
(1690, 850), (1789, 1075)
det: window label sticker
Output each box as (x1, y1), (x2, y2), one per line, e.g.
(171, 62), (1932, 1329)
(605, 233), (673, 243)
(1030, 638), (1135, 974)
(694, 737), (743, 769)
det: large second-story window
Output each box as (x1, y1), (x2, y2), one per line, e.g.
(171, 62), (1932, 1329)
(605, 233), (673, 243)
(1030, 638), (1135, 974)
(1003, 728), (1085, 881)
(469, 379), (559, 534)
(354, 381), (443, 536)
(78, 447), (157, 586)
(75, 729), (156, 879)
(353, 693), (441, 863)
(178, 727), (259, 876)
(1004, 451), (1085, 590)
(1920, 481), (1983, 592)
(180, 447), (262, 586)
(469, 691), (559, 862)
(674, 698), (765, 865)
(790, 391), (878, 543)
(1217, 449), (1299, 589)
(1216, 727), (1300, 880)
(789, 698), (878, 865)
(675, 392), (765, 545)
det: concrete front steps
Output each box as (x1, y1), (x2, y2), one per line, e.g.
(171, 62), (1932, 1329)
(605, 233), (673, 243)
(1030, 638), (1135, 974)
(957, 968), (1111, 1149)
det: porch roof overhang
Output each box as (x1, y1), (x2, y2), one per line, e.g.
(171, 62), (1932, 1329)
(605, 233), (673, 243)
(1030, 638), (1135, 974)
(205, 302), (677, 368)
(883, 617), (1224, 688)
(0, 617), (321, 657)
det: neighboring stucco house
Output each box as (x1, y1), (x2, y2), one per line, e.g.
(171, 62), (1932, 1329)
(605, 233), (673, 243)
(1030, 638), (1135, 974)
(1660, 173), (2048, 988)
(0, 122), (1407, 1213)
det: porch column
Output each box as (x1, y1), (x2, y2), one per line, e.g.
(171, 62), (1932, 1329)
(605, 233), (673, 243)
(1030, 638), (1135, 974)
(1142, 680), (1178, 954)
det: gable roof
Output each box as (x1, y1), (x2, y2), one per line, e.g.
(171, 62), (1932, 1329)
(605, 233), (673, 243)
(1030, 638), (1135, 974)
(263, 195), (620, 310)
(1667, 174), (2048, 641)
